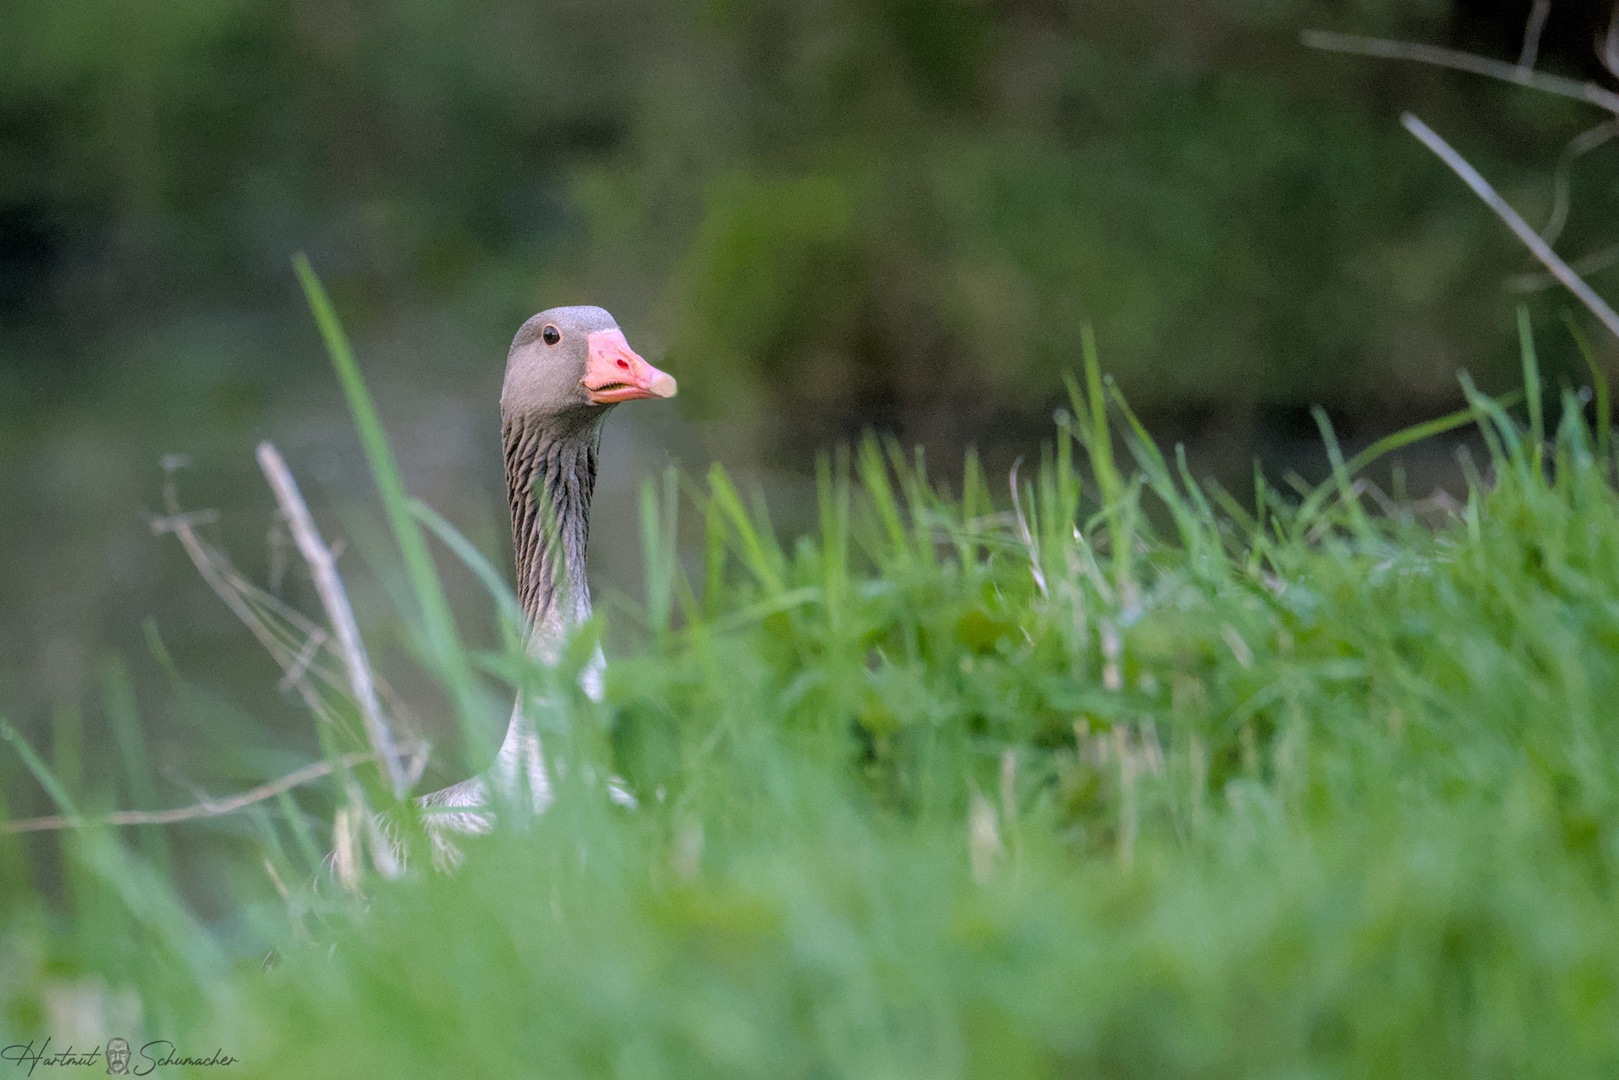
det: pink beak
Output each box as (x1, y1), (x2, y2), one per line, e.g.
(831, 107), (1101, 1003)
(581, 329), (677, 405)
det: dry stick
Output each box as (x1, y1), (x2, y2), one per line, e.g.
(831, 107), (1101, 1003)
(257, 442), (409, 798)
(152, 517), (350, 728)
(1604, 1), (1619, 80)
(279, 627), (328, 693)
(1402, 113), (1619, 343)
(150, 490), (339, 723)
(154, 486), (427, 780)
(151, 513), (318, 710)
(1301, 30), (1619, 115)
(195, 529), (370, 710)
(1508, 243), (1619, 294)
(159, 463), (349, 667)
(1519, 0), (1553, 71)
(1, 751), (376, 833)
(1535, 120), (1619, 249)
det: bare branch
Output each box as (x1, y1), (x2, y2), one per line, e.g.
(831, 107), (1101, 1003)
(1539, 120), (1619, 248)
(152, 512), (343, 723)
(278, 627), (328, 693)
(1520, 0), (1553, 70)
(151, 512), (330, 720)
(1, 751), (376, 833)
(257, 442), (409, 799)
(1505, 241), (1619, 292)
(154, 462), (426, 775)
(1404, 113), (1619, 341)
(1302, 29), (1619, 115)
(1602, 1), (1619, 80)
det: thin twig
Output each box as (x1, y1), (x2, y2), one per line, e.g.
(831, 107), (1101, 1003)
(1506, 242), (1619, 293)
(1537, 120), (1618, 248)
(1403, 113), (1619, 341)
(1, 751), (376, 833)
(278, 627), (328, 693)
(175, 528), (352, 704)
(257, 442), (409, 798)
(152, 467), (337, 721)
(1519, 0), (1553, 71)
(1302, 29), (1619, 115)
(153, 464), (425, 766)
(1603, 2), (1619, 80)
(151, 510), (322, 710)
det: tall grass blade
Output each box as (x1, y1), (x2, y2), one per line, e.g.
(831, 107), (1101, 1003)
(1563, 309), (1611, 463)
(2, 716), (81, 819)
(0, 781), (29, 903)
(703, 485), (727, 618)
(410, 498), (526, 647)
(104, 658), (170, 873)
(707, 463), (784, 594)
(1519, 305), (1544, 475)
(292, 254), (487, 760)
(639, 467), (680, 639)
(1458, 371), (1525, 471)
(1077, 329), (1134, 591)
(1079, 328), (1122, 511)
(858, 435), (910, 566)
(817, 447), (851, 629)
(1311, 407), (1374, 540)
(1296, 390), (1525, 526)
(50, 700), (82, 804)
(884, 437), (937, 566)
(276, 789), (325, 877)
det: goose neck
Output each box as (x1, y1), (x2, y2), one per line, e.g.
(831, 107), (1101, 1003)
(503, 413), (600, 643)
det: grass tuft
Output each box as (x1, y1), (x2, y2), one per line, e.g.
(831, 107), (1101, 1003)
(6, 298), (1619, 1076)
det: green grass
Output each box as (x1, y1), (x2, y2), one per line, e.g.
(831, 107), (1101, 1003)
(5, 297), (1619, 1077)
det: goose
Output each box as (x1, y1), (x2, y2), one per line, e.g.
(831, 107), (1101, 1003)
(414, 305), (675, 860)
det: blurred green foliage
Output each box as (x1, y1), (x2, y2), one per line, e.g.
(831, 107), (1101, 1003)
(5, 0), (1616, 450)
(5, 320), (1619, 1075)
(8, 2), (1619, 998)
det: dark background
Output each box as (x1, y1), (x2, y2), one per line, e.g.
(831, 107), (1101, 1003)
(3, 0), (1617, 881)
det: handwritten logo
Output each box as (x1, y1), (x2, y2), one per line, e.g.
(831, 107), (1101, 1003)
(0, 1037), (238, 1076)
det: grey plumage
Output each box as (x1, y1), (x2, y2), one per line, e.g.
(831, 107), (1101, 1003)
(412, 304), (674, 867)
(504, 413), (599, 638)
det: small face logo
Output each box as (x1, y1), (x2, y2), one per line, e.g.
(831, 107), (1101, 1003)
(105, 1038), (130, 1075)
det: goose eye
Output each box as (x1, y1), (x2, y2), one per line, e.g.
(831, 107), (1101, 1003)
(542, 325), (561, 346)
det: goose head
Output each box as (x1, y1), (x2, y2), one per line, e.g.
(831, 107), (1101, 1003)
(501, 305), (676, 431)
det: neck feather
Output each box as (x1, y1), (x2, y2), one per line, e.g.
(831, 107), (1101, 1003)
(504, 413), (600, 643)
